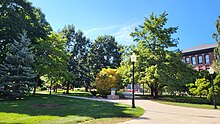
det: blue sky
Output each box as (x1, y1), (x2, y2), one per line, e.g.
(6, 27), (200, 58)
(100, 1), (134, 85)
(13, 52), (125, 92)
(29, 0), (220, 50)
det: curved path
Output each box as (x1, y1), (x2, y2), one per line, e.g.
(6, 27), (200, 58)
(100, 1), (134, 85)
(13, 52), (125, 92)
(116, 100), (220, 124)
(57, 95), (220, 124)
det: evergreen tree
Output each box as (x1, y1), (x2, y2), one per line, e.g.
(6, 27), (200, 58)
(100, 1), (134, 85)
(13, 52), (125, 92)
(0, 32), (36, 99)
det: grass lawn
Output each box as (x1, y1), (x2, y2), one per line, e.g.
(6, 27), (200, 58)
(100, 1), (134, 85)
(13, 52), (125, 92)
(0, 94), (144, 124)
(153, 95), (219, 110)
(40, 89), (93, 97)
(155, 100), (219, 110)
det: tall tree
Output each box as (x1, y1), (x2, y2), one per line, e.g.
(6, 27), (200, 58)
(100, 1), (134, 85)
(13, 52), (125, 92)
(0, 32), (36, 99)
(89, 35), (123, 77)
(34, 32), (72, 95)
(0, 0), (51, 62)
(213, 16), (220, 73)
(62, 25), (91, 92)
(130, 12), (195, 98)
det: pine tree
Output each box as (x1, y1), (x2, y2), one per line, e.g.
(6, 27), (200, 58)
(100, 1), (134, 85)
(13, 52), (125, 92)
(0, 32), (36, 99)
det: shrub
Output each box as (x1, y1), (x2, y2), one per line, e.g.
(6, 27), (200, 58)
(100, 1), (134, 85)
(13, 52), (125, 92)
(41, 87), (47, 91)
(96, 68), (121, 96)
(90, 91), (97, 96)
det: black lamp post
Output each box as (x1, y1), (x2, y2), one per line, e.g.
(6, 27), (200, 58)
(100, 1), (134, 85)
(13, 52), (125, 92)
(131, 53), (136, 108)
(209, 67), (217, 109)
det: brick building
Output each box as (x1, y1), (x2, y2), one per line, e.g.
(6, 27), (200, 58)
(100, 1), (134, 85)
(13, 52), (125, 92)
(182, 44), (217, 71)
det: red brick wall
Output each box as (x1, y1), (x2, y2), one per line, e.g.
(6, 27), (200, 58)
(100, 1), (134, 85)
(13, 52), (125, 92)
(183, 51), (215, 71)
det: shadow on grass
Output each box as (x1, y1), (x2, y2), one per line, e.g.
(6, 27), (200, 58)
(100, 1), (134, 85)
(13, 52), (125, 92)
(0, 94), (141, 118)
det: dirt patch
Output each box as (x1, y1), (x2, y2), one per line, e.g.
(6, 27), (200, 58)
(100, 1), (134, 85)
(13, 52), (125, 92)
(32, 104), (65, 108)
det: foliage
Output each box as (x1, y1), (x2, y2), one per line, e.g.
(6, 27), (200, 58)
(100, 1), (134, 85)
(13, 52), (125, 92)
(208, 74), (220, 102)
(89, 35), (123, 77)
(0, 32), (36, 99)
(62, 25), (92, 92)
(164, 52), (197, 94)
(0, 0), (51, 62)
(188, 71), (220, 103)
(213, 16), (220, 73)
(96, 68), (121, 96)
(128, 12), (195, 98)
(117, 63), (133, 86)
(34, 32), (73, 95)
(188, 78), (210, 97)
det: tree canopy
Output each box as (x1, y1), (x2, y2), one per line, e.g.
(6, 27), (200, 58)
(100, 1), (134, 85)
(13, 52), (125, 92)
(62, 25), (91, 92)
(0, 0), (51, 62)
(127, 12), (196, 98)
(89, 35), (123, 76)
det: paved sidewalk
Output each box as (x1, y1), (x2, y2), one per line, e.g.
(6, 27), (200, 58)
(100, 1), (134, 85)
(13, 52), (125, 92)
(56, 95), (220, 124)
(116, 100), (220, 124)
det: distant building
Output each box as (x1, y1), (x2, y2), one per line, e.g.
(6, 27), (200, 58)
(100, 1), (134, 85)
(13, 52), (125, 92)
(182, 44), (217, 71)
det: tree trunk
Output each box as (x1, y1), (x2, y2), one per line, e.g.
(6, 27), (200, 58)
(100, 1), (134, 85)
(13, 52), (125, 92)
(49, 81), (52, 95)
(72, 85), (75, 91)
(32, 78), (38, 96)
(66, 81), (70, 94)
(154, 86), (159, 99)
(150, 86), (154, 97)
(85, 86), (89, 92)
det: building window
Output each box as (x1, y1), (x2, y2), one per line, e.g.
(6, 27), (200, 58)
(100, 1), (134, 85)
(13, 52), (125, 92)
(192, 56), (196, 65)
(205, 54), (210, 64)
(198, 55), (203, 64)
(186, 57), (190, 64)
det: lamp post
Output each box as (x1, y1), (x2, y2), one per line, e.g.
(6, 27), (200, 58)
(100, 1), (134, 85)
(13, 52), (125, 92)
(208, 67), (217, 109)
(131, 53), (136, 108)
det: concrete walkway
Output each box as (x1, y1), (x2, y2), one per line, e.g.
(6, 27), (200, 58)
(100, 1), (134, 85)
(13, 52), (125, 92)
(57, 95), (220, 124)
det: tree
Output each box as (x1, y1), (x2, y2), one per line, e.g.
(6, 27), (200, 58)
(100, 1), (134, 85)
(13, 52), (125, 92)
(34, 32), (72, 95)
(188, 71), (220, 103)
(62, 25), (92, 93)
(0, 0), (51, 62)
(89, 35), (123, 78)
(163, 51), (197, 95)
(0, 32), (36, 99)
(96, 68), (121, 96)
(129, 12), (195, 98)
(213, 16), (220, 73)
(211, 16), (220, 104)
(212, 74), (220, 103)
(188, 78), (210, 97)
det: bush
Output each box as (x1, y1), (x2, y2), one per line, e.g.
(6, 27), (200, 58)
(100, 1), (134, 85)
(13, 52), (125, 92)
(116, 92), (125, 98)
(96, 68), (121, 96)
(41, 87), (47, 91)
(90, 91), (97, 96)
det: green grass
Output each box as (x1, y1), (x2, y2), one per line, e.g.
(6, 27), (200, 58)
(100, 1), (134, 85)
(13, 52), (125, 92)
(153, 95), (219, 110)
(39, 89), (94, 97)
(0, 94), (144, 124)
(155, 100), (219, 109)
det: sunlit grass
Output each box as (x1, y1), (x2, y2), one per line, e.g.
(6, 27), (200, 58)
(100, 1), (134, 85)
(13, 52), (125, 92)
(155, 100), (219, 110)
(39, 89), (94, 97)
(154, 95), (219, 110)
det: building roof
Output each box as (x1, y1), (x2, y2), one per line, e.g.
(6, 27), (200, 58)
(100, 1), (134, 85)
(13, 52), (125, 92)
(182, 44), (217, 53)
